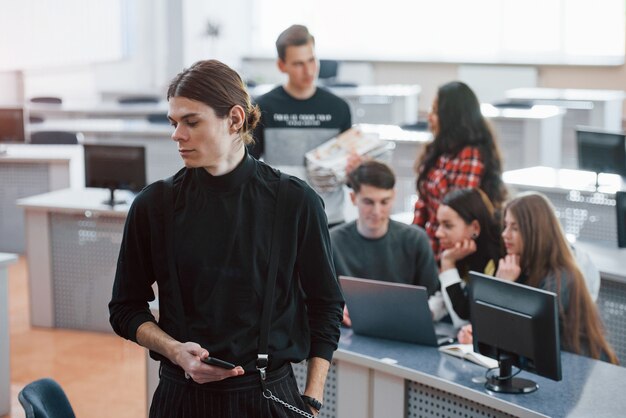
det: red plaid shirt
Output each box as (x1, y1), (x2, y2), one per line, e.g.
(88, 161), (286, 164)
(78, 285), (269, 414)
(413, 146), (485, 255)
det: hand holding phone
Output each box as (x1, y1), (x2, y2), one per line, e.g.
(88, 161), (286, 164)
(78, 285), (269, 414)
(201, 356), (236, 370)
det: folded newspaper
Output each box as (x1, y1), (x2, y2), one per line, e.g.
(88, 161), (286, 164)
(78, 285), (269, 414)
(304, 127), (390, 192)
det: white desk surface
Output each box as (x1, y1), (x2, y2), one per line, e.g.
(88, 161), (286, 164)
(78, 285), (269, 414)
(480, 103), (564, 119)
(250, 84), (421, 98)
(0, 143), (81, 163)
(503, 166), (626, 193)
(358, 124), (432, 143)
(17, 188), (133, 217)
(505, 87), (625, 102)
(0, 253), (17, 269)
(27, 101), (168, 117)
(28, 119), (172, 137)
(574, 240), (626, 283)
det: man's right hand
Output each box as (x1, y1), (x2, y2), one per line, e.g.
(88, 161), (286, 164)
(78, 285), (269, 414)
(172, 342), (245, 384)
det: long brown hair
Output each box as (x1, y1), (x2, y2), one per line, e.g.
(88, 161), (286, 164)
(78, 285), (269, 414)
(505, 192), (618, 364)
(416, 81), (507, 209)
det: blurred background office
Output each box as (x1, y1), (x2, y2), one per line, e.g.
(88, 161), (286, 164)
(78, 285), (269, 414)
(2, 1), (626, 417)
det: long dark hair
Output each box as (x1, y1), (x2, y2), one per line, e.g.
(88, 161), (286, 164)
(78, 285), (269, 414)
(416, 81), (506, 209)
(441, 188), (503, 278)
(505, 193), (618, 364)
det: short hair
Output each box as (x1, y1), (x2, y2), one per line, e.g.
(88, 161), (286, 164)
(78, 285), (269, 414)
(167, 60), (260, 145)
(275, 25), (315, 61)
(348, 160), (395, 193)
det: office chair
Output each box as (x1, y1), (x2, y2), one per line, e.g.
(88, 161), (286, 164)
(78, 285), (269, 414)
(117, 95), (160, 105)
(29, 97), (63, 105)
(147, 112), (169, 124)
(18, 378), (76, 418)
(30, 131), (80, 145)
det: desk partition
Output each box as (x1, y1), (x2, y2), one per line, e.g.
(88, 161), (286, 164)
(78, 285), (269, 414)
(0, 253), (17, 417)
(505, 88), (625, 169)
(0, 145), (83, 253)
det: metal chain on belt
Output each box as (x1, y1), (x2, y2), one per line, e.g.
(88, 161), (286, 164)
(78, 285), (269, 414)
(263, 389), (316, 418)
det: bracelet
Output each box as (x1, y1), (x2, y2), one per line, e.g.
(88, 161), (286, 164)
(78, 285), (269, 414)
(301, 395), (323, 411)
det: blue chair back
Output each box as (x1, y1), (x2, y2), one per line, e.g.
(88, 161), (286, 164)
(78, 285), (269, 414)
(18, 378), (76, 418)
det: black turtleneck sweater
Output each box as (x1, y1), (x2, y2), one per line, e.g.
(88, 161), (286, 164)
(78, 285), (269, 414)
(109, 153), (344, 371)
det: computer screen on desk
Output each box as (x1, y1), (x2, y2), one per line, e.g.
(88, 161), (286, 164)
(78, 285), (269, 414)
(469, 271), (562, 394)
(84, 144), (146, 206)
(0, 107), (25, 143)
(576, 127), (626, 177)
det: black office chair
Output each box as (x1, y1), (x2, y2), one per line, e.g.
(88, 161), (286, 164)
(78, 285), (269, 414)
(18, 378), (76, 418)
(30, 131), (80, 145)
(117, 95), (160, 105)
(147, 112), (169, 124)
(29, 97), (63, 105)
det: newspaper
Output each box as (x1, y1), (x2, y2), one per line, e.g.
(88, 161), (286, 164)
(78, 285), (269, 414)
(304, 128), (390, 192)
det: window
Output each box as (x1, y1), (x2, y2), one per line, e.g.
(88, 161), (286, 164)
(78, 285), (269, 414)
(250, 0), (625, 65)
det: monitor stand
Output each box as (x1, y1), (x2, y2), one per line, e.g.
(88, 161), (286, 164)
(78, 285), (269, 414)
(103, 187), (127, 207)
(485, 354), (538, 394)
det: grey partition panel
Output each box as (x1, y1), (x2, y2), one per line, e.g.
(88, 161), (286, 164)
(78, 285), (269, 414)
(292, 361), (337, 418)
(597, 279), (626, 364)
(491, 119), (526, 171)
(406, 381), (516, 418)
(49, 212), (125, 332)
(510, 186), (617, 244)
(0, 163), (51, 253)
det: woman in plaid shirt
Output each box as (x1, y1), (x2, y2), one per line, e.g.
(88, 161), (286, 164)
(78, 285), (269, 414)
(413, 81), (507, 256)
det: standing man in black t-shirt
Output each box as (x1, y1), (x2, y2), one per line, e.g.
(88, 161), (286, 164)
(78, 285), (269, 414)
(251, 25), (352, 227)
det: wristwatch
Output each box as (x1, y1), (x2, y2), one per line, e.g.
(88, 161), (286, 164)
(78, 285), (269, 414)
(301, 395), (323, 412)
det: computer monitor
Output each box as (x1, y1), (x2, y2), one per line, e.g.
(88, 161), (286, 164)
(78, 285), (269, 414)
(576, 127), (626, 180)
(84, 144), (147, 206)
(469, 271), (562, 394)
(0, 107), (25, 143)
(617, 191), (626, 248)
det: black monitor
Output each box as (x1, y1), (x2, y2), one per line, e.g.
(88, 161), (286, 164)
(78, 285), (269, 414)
(84, 144), (147, 206)
(576, 127), (626, 180)
(617, 191), (626, 248)
(318, 59), (339, 81)
(0, 107), (25, 143)
(469, 271), (562, 394)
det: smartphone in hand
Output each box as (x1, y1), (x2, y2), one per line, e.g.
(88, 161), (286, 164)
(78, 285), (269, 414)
(201, 356), (236, 369)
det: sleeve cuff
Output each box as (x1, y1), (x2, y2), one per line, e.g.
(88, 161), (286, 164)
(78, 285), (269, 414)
(128, 313), (158, 343)
(439, 268), (462, 288)
(309, 342), (337, 363)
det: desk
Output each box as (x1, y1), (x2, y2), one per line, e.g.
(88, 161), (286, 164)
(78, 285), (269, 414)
(28, 119), (181, 183)
(142, 327), (626, 418)
(0, 253), (17, 417)
(505, 88), (625, 169)
(18, 188), (130, 331)
(26, 101), (168, 120)
(250, 84), (421, 126)
(503, 166), (625, 244)
(482, 104), (564, 170)
(0, 145), (84, 253)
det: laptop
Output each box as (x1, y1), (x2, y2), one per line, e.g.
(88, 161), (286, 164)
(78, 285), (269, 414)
(339, 276), (456, 346)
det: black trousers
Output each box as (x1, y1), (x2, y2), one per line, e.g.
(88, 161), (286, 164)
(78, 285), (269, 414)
(149, 363), (311, 418)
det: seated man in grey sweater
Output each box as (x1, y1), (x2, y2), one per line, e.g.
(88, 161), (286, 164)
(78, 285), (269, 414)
(330, 161), (446, 326)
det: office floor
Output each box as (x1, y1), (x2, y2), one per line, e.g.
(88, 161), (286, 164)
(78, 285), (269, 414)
(3, 257), (146, 418)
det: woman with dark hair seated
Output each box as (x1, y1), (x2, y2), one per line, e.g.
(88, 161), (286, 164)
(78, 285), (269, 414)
(435, 188), (503, 327)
